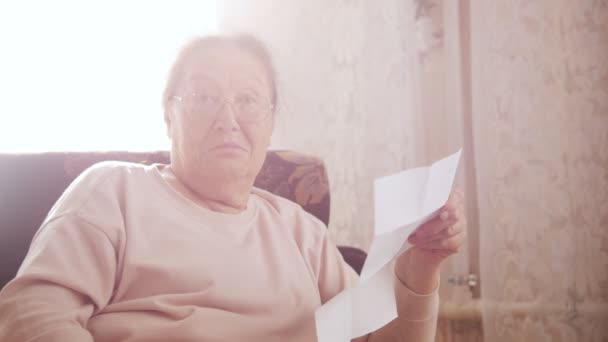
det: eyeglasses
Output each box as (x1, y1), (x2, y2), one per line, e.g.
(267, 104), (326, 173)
(171, 92), (274, 123)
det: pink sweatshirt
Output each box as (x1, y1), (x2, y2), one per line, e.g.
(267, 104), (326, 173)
(0, 162), (438, 341)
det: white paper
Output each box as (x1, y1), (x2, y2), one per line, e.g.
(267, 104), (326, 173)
(315, 288), (353, 342)
(315, 149), (462, 342)
(350, 263), (397, 337)
(315, 263), (397, 342)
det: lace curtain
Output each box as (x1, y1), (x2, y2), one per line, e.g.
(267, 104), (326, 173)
(471, 0), (608, 340)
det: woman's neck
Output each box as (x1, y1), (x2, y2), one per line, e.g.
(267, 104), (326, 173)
(162, 165), (252, 214)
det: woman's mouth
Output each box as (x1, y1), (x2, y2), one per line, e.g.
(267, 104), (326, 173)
(211, 142), (248, 153)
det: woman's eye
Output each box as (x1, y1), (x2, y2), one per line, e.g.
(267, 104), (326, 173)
(237, 95), (257, 105)
(196, 94), (218, 104)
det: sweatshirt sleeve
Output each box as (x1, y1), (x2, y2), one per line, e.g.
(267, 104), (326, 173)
(314, 229), (359, 304)
(0, 213), (118, 341)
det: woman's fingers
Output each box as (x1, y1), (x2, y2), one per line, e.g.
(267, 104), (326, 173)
(408, 214), (457, 244)
(418, 229), (466, 252)
(408, 189), (465, 244)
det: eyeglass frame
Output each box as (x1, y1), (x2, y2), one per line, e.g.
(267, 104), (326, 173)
(170, 92), (275, 123)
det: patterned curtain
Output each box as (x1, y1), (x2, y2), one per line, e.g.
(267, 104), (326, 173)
(471, 0), (608, 341)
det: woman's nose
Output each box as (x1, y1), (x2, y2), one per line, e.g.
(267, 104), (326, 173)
(212, 100), (240, 131)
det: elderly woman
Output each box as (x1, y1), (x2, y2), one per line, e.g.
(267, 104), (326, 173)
(0, 34), (465, 341)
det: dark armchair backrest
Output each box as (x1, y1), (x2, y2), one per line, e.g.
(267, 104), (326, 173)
(0, 150), (333, 288)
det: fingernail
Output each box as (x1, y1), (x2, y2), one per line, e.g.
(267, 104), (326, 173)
(440, 211), (449, 221)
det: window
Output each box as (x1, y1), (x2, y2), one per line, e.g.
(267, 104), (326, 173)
(0, 1), (219, 152)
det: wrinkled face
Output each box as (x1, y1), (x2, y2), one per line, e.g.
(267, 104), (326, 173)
(165, 43), (274, 183)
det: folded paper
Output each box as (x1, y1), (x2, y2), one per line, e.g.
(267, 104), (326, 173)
(315, 149), (462, 341)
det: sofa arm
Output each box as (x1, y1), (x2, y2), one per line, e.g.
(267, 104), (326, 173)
(337, 246), (367, 275)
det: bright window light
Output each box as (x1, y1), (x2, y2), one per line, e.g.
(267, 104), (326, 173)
(0, 1), (219, 152)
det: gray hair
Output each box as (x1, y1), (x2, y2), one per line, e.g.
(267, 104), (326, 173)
(162, 34), (278, 113)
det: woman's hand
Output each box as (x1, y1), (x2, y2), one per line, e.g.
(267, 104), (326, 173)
(395, 189), (467, 294)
